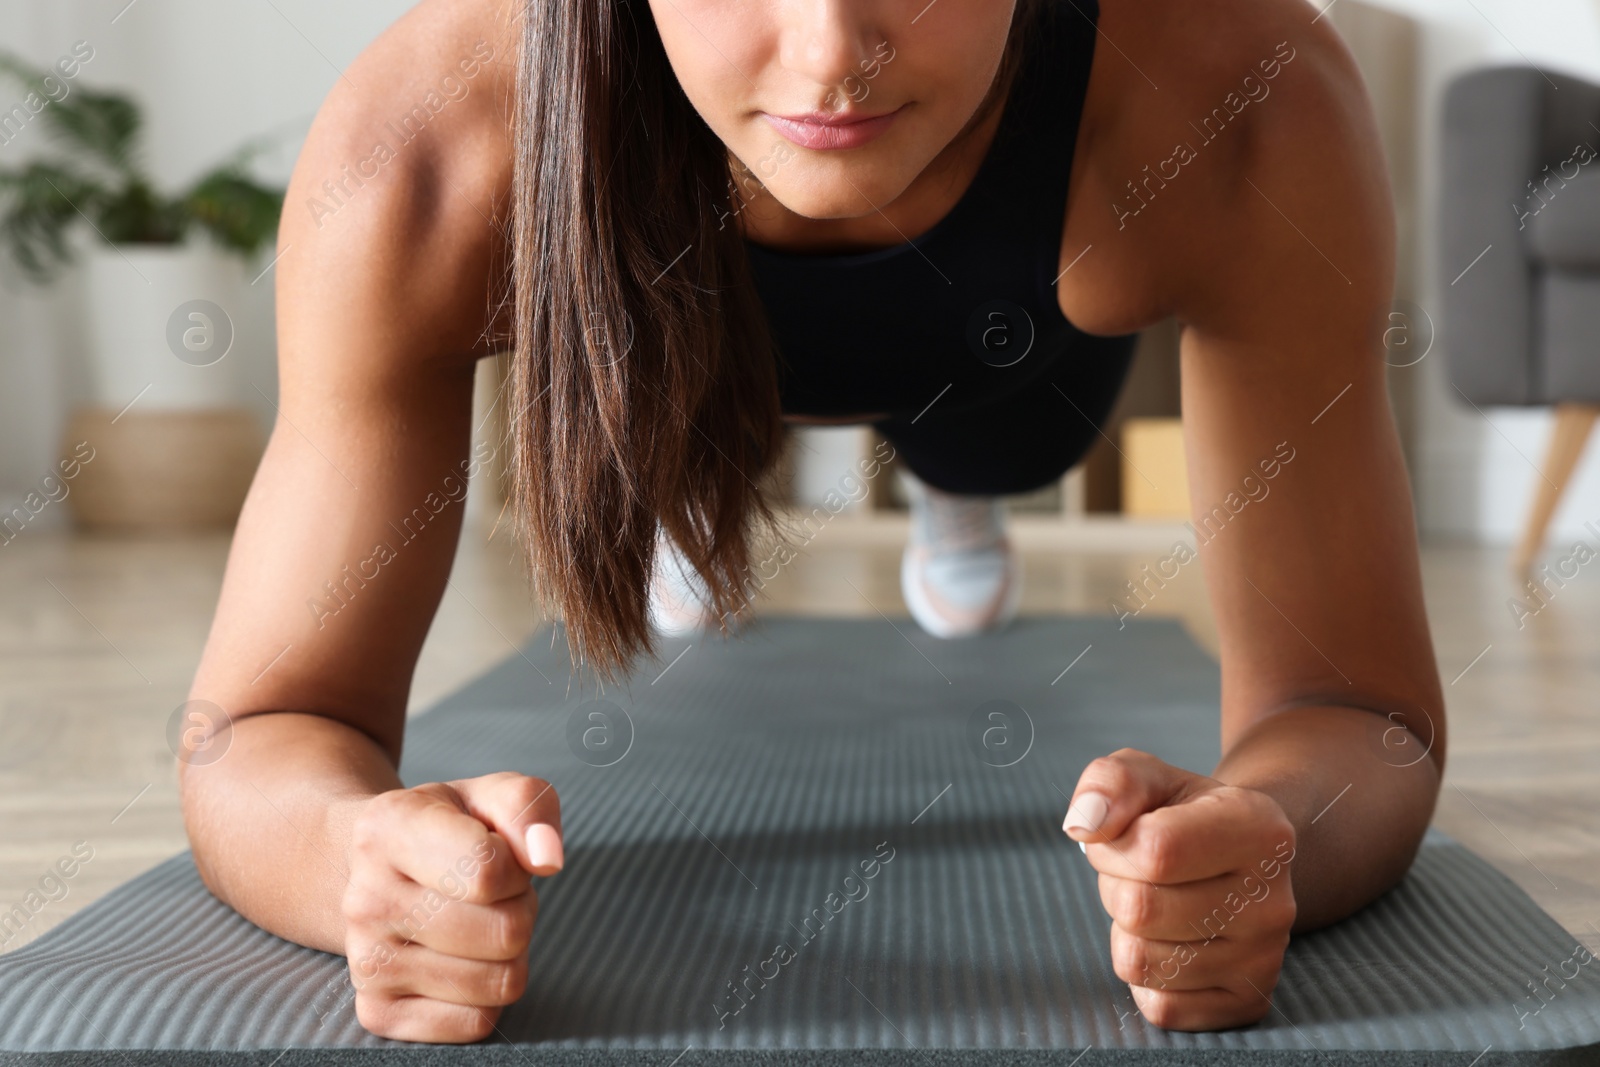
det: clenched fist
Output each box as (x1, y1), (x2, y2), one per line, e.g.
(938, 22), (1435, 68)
(1062, 749), (1298, 1032)
(341, 772), (563, 1042)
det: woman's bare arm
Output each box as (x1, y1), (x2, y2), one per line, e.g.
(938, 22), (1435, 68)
(1054, 1), (1446, 1031)
(178, 0), (544, 984)
(1065, 0), (1446, 927)
(1166, 19), (1446, 928)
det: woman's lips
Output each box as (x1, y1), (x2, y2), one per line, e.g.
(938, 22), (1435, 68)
(761, 105), (904, 150)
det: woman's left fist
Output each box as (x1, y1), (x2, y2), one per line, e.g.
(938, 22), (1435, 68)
(1062, 748), (1299, 1032)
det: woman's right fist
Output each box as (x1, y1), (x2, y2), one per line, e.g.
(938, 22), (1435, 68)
(340, 772), (563, 1042)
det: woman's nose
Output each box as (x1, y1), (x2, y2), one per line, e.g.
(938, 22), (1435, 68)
(776, 0), (881, 95)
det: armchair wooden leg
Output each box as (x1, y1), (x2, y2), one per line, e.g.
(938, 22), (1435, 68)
(1512, 403), (1600, 577)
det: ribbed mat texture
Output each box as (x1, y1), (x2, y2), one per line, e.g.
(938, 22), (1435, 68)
(2, 616), (1597, 1065)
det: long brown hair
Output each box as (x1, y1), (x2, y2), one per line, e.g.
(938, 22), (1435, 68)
(509, 0), (1042, 679)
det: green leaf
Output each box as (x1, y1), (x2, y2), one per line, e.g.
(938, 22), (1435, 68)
(183, 168), (284, 255)
(0, 51), (286, 279)
(0, 161), (105, 283)
(41, 89), (143, 172)
(0, 52), (142, 173)
(94, 177), (185, 245)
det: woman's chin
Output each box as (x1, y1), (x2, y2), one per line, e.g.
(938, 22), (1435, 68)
(761, 170), (914, 222)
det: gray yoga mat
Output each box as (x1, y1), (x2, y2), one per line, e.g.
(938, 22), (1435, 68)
(2, 615), (1598, 1066)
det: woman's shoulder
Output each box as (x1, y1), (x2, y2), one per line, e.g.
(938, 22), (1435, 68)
(297, 0), (518, 226)
(1087, 0), (1356, 109)
(277, 0), (521, 368)
(1062, 0), (1387, 328)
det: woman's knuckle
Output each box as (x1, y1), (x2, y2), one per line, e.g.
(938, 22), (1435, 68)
(482, 907), (514, 958)
(350, 813), (386, 856)
(490, 900), (534, 956)
(457, 857), (494, 901)
(1085, 754), (1120, 777)
(1108, 926), (1145, 984)
(346, 938), (397, 989)
(462, 1005), (501, 1042)
(1119, 881), (1159, 934)
(1111, 954), (1141, 987)
(1229, 978), (1276, 1023)
(353, 791), (415, 852)
(1254, 808), (1295, 846)
(1137, 988), (1181, 1028)
(342, 884), (390, 928)
(1142, 826), (1179, 879)
(513, 775), (554, 809)
(1085, 754), (1133, 792)
(488, 771), (529, 796)
(488, 957), (529, 1005)
(1269, 890), (1298, 931)
(354, 991), (399, 1037)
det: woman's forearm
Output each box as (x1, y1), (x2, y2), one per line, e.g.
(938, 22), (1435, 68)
(179, 711), (403, 954)
(1211, 705), (1442, 933)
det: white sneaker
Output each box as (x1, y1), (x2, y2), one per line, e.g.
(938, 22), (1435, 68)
(899, 470), (1021, 638)
(647, 528), (719, 636)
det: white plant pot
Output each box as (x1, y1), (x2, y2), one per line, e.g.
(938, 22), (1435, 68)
(84, 242), (251, 411)
(68, 242), (264, 531)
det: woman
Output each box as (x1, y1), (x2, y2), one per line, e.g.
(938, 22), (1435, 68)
(182, 0), (1447, 1044)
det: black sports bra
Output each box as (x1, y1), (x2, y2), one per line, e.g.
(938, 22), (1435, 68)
(742, 0), (1132, 421)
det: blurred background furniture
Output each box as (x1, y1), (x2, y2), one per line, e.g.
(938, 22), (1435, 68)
(1440, 66), (1600, 574)
(1120, 417), (1190, 520)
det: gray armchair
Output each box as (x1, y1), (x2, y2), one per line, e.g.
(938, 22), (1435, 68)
(1440, 66), (1600, 573)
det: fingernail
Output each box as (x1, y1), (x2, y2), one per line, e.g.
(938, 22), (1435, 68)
(1063, 792), (1110, 835)
(526, 824), (564, 874)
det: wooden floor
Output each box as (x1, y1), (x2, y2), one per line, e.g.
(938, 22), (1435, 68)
(1, 519), (1596, 956)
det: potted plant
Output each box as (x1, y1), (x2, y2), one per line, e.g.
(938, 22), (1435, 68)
(0, 51), (285, 531)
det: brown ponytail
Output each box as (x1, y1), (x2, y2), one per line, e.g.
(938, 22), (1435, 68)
(508, 0), (1042, 679)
